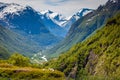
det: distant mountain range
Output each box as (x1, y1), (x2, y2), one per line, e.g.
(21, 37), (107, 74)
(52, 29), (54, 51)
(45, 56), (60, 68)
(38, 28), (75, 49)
(62, 8), (92, 31)
(0, 2), (92, 37)
(0, 2), (92, 56)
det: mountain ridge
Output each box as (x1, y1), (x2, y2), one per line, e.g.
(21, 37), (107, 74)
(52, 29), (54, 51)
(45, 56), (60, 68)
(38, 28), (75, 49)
(0, 2), (63, 49)
(45, 0), (120, 58)
(0, 2), (93, 56)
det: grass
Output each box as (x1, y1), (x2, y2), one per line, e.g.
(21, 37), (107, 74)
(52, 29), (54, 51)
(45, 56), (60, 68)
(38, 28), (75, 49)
(0, 63), (65, 80)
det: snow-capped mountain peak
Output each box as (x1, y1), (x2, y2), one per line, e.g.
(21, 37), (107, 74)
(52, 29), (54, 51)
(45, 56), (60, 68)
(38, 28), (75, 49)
(62, 8), (93, 30)
(40, 10), (53, 15)
(3, 3), (25, 14)
(74, 8), (93, 20)
(49, 12), (59, 18)
(0, 2), (93, 38)
(110, 0), (117, 3)
(0, 3), (26, 18)
(40, 10), (67, 27)
(39, 8), (93, 29)
(40, 10), (63, 19)
(65, 16), (72, 21)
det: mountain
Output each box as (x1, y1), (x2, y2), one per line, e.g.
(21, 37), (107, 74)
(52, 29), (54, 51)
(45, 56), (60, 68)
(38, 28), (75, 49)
(45, 0), (120, 58)
(0, 3), (50, 35)
(44, 13), (120, 80)
(63, 8), (93, 31)
(0, 46), (10, 59)
(0, 3), (91, 47)
(40, 9), (92, 37)
(0, 2), (93, 38)
(39, 10), (67, 37)
(0, 2), (93, 57)
(0, 3), (62, 48)
(0, 25), (43, 56)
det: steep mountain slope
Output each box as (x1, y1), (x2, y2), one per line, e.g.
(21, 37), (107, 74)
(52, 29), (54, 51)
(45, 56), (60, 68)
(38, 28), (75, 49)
(40, 10), (67, 37)
(45, 0), (120, 58)
(0, 46), (10, 59)
(44, 13), (120, 80)
(0, 25), (42, 56)
(63, 8), (92, 31)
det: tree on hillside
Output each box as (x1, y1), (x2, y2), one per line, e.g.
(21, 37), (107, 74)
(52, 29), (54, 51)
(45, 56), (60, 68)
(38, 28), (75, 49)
(8, 53), (30, 67)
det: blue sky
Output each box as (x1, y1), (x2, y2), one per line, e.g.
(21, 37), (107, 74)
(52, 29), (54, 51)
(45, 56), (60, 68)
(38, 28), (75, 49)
(0, 0), (108, 16)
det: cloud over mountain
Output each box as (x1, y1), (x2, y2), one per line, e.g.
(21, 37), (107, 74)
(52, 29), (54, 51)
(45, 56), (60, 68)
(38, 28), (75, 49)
(0, 0), (108, 16)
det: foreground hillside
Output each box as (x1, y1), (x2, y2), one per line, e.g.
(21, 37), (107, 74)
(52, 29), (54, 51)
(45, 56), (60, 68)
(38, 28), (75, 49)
(0, 53), (65, 80)
(44, 13), (120, 80)
(0, 65), (65, 80)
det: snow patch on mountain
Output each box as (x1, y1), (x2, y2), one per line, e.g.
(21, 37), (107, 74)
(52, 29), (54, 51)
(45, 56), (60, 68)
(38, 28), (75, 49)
(41, 55), (48, 62)
(83, 10), (92, 16)
(110, 0), (117, 3)
(40, 10), (68, 27)
(65, 16), (73, 20)
(74, 8), (93, 20)
(39, 8), (92, 30)
(62, 8), (93, 30)
(0, 3), (26, 18)
(49, 12), (58, 18)
(40, 10), (52, 15)
(31, 51), (48, 64)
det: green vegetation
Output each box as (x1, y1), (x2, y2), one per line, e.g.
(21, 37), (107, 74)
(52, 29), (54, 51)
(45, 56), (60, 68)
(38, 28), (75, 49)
(0, 1), (120, 79)
(8, 53), (30, 67)
(0, 53), (65, 80)
(44, 14), (120, 80)
(0, 66), (65, 80)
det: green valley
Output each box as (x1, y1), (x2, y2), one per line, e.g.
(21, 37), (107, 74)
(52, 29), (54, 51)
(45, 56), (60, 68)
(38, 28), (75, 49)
(0, 0), (120, 80)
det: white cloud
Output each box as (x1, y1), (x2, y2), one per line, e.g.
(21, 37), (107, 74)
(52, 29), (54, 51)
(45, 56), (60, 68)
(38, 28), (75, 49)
(0, 0), (108, 16)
